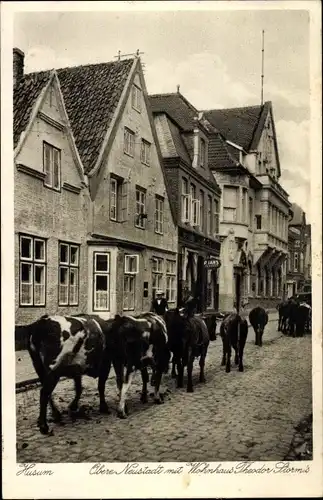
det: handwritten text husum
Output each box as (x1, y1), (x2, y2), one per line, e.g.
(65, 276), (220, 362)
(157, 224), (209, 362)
(16, 464), (54, 476)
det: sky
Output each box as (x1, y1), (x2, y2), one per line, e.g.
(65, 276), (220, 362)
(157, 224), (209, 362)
(13, 7), (311, 219)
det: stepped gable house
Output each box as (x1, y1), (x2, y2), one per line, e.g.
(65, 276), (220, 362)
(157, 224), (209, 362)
(149, 91), (221, 312)
(14, 48), (89, 324)
(286, 203), (308, 297)
(14, 48), (178, 320)
(203, 102), (292, 311)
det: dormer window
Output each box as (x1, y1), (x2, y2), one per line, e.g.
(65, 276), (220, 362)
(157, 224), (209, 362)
(131, 84), (142, 112)
(199, 138), (206, 168)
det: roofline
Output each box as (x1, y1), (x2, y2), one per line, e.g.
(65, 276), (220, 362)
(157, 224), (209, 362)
(25, 57), (136, 78)
(225, 139), (247, 154)
(149, 91), (199, 114)
(14, 70), (87, 186)
(14, 71), (55, 158)
(88, 57), (138, 178)
(53, 71), (87, 185)
(141, 78), (179, 227)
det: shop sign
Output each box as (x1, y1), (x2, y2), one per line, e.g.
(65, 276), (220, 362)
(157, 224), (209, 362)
(204, 257), (221, 269)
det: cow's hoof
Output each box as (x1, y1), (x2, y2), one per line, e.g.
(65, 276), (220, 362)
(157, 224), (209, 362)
(239, 366), (244, 372)
(154, 397), (164, 405)
(177, 383), (184, 389)
(140, 393), (148, 404)
(221, 361), (225, 366)
(39, 423), (49, 435)
(99, 403), (111, 415)
(199, 377), (206, 383)
(117, 409), (128, 419)
(69, 409), (78, 422)
(225, 367), (231, 373)
(52, 410), (62, 423)
(187, 387), (194, 393)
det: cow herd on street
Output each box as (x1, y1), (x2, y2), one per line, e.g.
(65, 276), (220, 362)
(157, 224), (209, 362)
(17, 297), (311, 435)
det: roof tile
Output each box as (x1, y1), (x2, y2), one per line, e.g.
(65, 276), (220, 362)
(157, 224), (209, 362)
(149, 93), (198, 131)
(13, 72), (51, 147)
(204, 104), (263, 150)
(14, 59), (134, 173)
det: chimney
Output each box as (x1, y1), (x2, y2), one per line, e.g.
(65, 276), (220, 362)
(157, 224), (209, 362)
(13, 48), (25, 86)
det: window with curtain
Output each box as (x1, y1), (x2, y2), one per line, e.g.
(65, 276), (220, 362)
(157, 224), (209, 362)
(93, 252), (110, 311)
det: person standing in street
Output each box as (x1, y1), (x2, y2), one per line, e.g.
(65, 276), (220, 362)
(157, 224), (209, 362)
(151, 290), (169, 316)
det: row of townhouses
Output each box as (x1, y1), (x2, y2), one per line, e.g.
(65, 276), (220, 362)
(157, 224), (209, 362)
(286, 204), (311, 297)
(14, 48), (304, 325)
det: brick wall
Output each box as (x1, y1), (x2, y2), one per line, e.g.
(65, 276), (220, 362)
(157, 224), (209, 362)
(14, 169), (89, 325)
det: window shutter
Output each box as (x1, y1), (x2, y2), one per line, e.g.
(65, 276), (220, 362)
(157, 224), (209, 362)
(53, 148), (60, 188)
(121, 181), (129, 222)
(43, 143), (52, 185)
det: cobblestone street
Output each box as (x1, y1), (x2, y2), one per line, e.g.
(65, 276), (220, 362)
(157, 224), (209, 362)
(16, 322), (312, 463)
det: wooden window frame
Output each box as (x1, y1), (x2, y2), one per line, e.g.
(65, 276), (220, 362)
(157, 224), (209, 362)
(223, 186), (238, 223)
(255, 215), (262, 230)
(93, 252), (110, 312)
(58, 241), (80, 306)
(131, 84), (142, 112)
(181, 178), (190, 223)
(152, 257), (164, 299)
(135, 187), (147, 229)
(19, 234), (46, 307)
(199, 137), (206, 167)
(124, 127), (135, 157)
(166, 259), (176, 303)
(140, 139), (151, 166)
(155, 196), (164, 235)
(213, 198), (219, 236)
(43, 141), (61, 191)
(207, 195), (212, 236)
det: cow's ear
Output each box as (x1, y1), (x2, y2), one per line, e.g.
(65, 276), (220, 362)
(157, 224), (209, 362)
(114, 314), (121, 320)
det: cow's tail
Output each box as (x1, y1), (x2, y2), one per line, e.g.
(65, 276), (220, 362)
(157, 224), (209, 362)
(237, 317), (241, 356)
(25, 322), (48, 382)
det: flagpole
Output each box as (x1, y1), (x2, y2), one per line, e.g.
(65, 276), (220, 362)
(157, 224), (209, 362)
(261, 30), (265, 105)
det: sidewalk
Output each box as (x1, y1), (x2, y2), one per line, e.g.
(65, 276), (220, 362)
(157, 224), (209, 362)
(15, 311), (279, 386)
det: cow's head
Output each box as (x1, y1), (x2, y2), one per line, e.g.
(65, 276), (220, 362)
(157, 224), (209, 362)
(113, 315), (155, 369)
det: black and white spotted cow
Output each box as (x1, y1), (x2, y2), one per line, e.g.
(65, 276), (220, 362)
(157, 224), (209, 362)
(109, 312), (170, 419)
(24, 312), (169, 433)
(25, 314), (111, 435)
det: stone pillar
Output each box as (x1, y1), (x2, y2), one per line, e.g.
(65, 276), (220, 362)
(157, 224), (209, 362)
(269, 270), (273, 296)
(238, 187), (243, 223)
(218, 237), (234, 310)
(273, 269), (277, 297)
